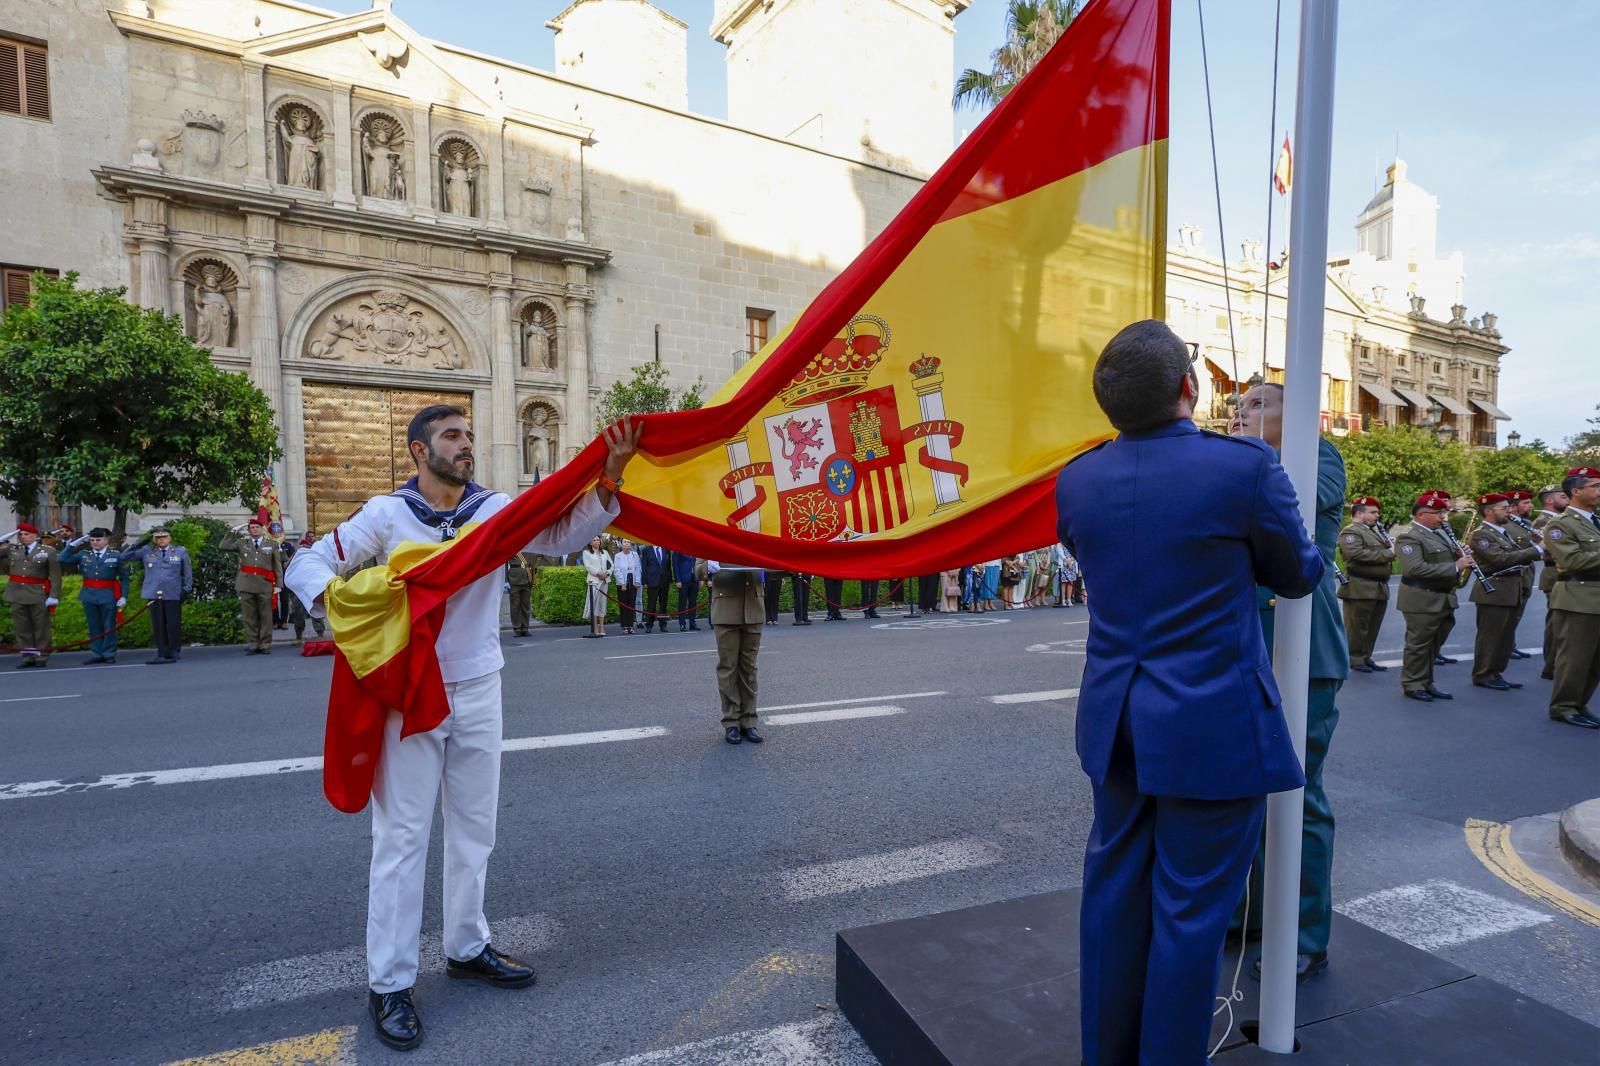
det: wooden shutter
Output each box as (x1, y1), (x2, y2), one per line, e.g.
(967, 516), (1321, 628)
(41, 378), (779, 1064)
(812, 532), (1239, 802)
(3, 268), (33, 310)
(0, 40), (19, 116)
(20, 44), (47, 120)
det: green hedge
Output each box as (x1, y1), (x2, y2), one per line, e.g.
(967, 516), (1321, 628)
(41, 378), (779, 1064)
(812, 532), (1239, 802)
(533, 567), (893, 625)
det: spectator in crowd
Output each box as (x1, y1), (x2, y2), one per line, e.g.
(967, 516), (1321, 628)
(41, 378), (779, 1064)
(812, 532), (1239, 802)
(982, 558), (1002, 611)
(941, 569), (962, 612)
(672, 549), (702, 631)
(504, 549), (537, 637)
(859, 579), (883, 619)
(640, 543), (672, 633)
(790, 572), (813, 625)
(823, 576), (846, 621)
(1001, 555), (1025, 609)
(289, 533), (327, 642)
(1030, 547), (1054, 605)
(613, 538), (641, 635)
(1054, 543), (1081, 607)
(918, 573), (940, 613)
(581, 535), (612, 638)
(764, 569), (784, 625)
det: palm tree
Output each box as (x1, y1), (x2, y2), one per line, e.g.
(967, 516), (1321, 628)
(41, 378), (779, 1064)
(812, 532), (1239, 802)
(954, 0), (1086, 110)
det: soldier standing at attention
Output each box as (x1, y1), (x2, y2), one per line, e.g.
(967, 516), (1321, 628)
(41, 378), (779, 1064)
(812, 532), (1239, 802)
(121, 527), (192, 664)
(1338, 497), (1394, 673)
(1394, 491), (1473, 702)
(2, 522), (63, 668)
(1467, 494), (1541, 691)
(58, 527), (129, 664)
(1533, 485), (1570, 679)
(1503, 490), (1539, 660)
(222, 518), (284, 655)
(1542, 467), (1600, 729)
(504, 550), (535, 637)
(708, 560), (766, 745)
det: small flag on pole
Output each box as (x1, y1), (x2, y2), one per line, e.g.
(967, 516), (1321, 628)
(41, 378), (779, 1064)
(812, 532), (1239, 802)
(1274, 133), (1293, 195)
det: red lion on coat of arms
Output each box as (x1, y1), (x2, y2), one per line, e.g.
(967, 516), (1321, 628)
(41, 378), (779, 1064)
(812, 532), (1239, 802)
(773, 416), (825, 481)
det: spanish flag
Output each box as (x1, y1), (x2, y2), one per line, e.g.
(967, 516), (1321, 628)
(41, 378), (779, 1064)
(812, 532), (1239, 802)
(1274, 133), (1292, 195)
(317, 0), (1168, 811)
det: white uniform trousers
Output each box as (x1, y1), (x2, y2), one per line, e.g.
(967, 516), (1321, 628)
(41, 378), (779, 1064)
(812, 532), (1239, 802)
(367, 670), (502, 993)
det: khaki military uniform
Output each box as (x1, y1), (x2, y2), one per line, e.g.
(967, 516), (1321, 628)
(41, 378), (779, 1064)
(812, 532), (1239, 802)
(1395, 522), (1462, 694)
(506, 551), (536, 635)
(1337, 522), (1394, 667)
(1467, 522), (1540, 684)
(2, 541), (63, 665)
(710, 568), (765, 729)
(1533, 510), (1563, 677)
(1544, 509), (1600, 722)
(221, 532), (283, 652)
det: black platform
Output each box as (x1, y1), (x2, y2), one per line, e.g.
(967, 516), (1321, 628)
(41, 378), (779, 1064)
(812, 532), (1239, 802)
(836, 888), (1597, 1065)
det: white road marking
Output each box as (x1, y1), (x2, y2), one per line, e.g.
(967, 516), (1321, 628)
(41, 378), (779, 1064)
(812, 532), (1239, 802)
(592, 1016), (877, 1065)
(872, 616), (1009, 630)
(0, 693), (81, 704)
(1026, 639), (1087, 655)
(1, 728), (670, 800)
(605, 648), (717, 660)
(759, 691), (945, 713)
(1335, 879), (1553, 949)
(985, 688), (1080, 705)
(224, 913), (560, 1011)
(765, 705), (904, 726)
(0, 662), (144, 676)
(780, 837), (1000, 901)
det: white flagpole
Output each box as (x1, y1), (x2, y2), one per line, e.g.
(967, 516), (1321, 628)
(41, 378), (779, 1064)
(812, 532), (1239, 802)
(1259, 0), (1339, 1054)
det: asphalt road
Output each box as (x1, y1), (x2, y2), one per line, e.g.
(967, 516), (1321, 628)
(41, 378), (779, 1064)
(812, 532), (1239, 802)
(2, 587), (1595, 1065)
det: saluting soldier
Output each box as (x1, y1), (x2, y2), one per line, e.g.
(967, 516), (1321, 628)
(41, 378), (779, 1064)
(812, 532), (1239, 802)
(1503, 490), (1539, 661)
(1394, 491), (1472, 701)
(58, 527), (129, 664)
(1467, 494), (1542, 691)
(1338, 496), (1395, 673)
(708, 561), (766, 745)
(504, 550), (536, 637)
(1542, 466), (1600, 729)
(1533, 485), (1569, 679)
(221, 518), (284, 655)
(122, 527), (193, 664)
(2, 522), (63, 668)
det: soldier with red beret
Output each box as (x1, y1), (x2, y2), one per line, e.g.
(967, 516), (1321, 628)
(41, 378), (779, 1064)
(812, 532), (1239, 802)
(2, 522), (63, 668)
(1394, 491), (1472, 701)
(1542, 467), (1600, 728)
(1467, 493), (1541, 690)
(1337, 496), (1394, 672)
(1501, 490), (1540, 662)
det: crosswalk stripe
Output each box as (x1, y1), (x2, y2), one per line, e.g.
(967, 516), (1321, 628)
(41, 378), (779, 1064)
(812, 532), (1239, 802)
(758, 691), (945, 712)
(502, 727), (669, 752)
(984, 687), (1080, 704)
(162, 1025), (356, 1066)
(765, 705), (903, 725)
(225, 913), (559, 1011)
(1335, 878), (1552, 949)
(0, 693), (81, 704)
(592, 1016), (876, 1065)
(780, 837), (999, 901)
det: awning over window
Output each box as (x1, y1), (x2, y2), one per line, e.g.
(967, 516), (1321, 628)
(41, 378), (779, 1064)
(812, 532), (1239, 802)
(1358, 380), (1406, 406)
(1430, 393), (1473, 416)
(1470, 397), (1512, 420)
(1391, 386), (1433, 409)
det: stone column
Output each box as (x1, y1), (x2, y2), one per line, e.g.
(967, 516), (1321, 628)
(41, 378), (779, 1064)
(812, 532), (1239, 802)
(486, 116), (508, 229)
(243, 61), (270, 190)
(280, 374), (306, 532)
(563, 260), (594, 457)
(131, 194), (170, 312)
(412, 103), (434, 214)
(244, 212), (286, 482)
(332, 85), (356, 205)
(488, 268), (518, 491)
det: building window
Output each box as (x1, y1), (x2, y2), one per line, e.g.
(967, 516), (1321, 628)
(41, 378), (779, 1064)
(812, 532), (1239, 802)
(1396, 352), (1409, 370)
(1214, 313), (1230, 333)
(1266, 367), (1285, 385)
(1328, 378), (1348, 414)
(1, 264), (57, 310)
(0, 35), (50, 121)
(1432, 359), (1443, 377)
(1471, 366), (1483, 382)
(745, 308), (773, 358)
(1359, 345), (1371, 363)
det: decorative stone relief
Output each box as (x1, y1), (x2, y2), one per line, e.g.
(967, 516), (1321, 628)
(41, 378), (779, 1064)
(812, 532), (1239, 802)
(161, 110), (226, 175)
(461, 289), (489, 317)
(275, 104), (325, 190)
(521, 178), (552, 231)
(519, 302), (559, 371)
(520, 401), (561, 478)
(131, 138), (162, 171)
(303, 290), (468, 371)
(360, 30), (409, 72)
(359, 113), (408, 201)
(437, 137), (481, 218)
(185, 260), (237, 348)
(278, 265), (310, 296)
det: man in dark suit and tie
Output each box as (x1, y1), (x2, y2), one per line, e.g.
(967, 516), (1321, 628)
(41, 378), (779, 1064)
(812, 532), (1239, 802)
(641, 544), (672, 633)
(1056, 320), (1323, 1066)
(671, 549), (702, 631)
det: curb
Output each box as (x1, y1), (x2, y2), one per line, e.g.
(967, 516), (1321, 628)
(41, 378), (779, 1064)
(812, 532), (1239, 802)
(1558, 798), (1600, 891)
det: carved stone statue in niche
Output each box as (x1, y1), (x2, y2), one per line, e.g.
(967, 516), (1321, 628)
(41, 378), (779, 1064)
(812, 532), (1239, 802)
(191, 264), (233, 347)
(361, 116), (407, 200)
(521, 312), (555, 370)
(277, 106), (323, 190)
(441, 143), (476, 217)
(303, 290), (468, 370)
(522, 405), (560, 477)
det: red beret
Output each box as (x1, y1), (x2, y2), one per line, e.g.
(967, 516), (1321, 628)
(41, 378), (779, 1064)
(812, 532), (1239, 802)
(1350, 496), (1380, 508)
(1568, 467), (1600, 480)
(1477, 493), (1508, 507)
(1415, 491), (1450, 510)
(1504, 490), (1532, 502)
(15, 521), (38, 534)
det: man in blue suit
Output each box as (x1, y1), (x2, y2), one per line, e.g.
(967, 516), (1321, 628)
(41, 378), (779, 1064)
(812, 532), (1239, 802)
(671, 550), (702, 631)
(1056, 321), (1323, 1066)
(640, 544), (672, 633)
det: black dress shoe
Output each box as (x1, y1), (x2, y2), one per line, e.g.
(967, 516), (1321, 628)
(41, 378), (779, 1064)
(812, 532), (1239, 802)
(446, 944), (537, 988)
(369, 988), (423, 1051)
(82, 656), (105, 666)
(1405, 689), (1435, 702)
(863, 610), (881, 619)
(1557, 712), (1600, 730)
(1250, 952), (1329, 983)
(1435, 655), (1458, 665)
(1351, 662), (1375, 673)
(1474, 679), (1512, 691)
(740, 727), (764, 743)
(1498, 677), (1523, 689)
(14, 660), (35, 670)
(793, 620), (812, 626)
(1541, 671), (1555, 681)
(1365, 659), (1389, 672)
(1426, 687), (1454, 700)
(725, 726), (743, 744)
(1509, 649), (1531, 660)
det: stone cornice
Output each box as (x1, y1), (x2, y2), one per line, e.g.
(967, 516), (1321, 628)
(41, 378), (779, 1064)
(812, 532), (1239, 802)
(108, 11), (244, 58)
(93, 167), (611, 268)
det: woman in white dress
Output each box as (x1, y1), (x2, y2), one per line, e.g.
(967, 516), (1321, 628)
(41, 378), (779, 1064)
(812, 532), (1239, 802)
(581, 536), (613, 638)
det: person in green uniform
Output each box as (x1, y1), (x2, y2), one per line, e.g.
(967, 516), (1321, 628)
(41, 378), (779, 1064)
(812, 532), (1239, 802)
(1467, 494), (1541, 691)
(1542, 467), (1600, 729)
(221, 518), (284, 655)
(1394, 491), (1473, 701)
(1533, 485), (1569, 680)
(708, 561), (765, 745)
(504, 550), (536, 637)
(58, 527), (130, 664)
(2, 522), (63, 668)
(1503, 489), (1540, 661)
(1337, 496), (1394, 673)
(1229, 382), (1346, 981)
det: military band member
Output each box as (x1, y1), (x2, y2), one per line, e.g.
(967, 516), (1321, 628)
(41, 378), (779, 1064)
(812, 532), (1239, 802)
(2, 522), (63, 668)
(1534, 485), (1569, 679)
(1395, 491), (1472, 701)
(1338, 497), (1394, 672)
(221, 518), (285, 655)
(123, 527), (193, 664)
(708, 560), (766, 744)
(1503, 490), (1539, 660)
(58, 527), (129, 664)
(504, 550), (536, 637)
(1542, 467), (1600, 729)
(1467, 494), (1541, 690)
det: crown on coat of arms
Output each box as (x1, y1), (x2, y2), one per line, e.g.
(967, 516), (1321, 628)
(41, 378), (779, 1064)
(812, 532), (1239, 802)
(182, 109), (225, 131)
(909, 353), (942, 379)
(778, 314), (891, 408)
(373, 289), (411, 312)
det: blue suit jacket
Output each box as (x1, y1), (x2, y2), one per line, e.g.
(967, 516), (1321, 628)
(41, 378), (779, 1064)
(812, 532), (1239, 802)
(671, 551), (698, 583)
(1055, 420), (1323, 800)
(640, 545), (671, 586)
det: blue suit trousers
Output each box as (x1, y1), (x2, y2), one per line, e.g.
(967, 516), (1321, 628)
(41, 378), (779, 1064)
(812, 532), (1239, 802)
(83, 600), (119, 660)
(1081, 719), (1266, 1066)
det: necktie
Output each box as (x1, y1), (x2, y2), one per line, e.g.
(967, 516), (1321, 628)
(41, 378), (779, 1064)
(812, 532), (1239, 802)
(1590, 514), (1600, 533)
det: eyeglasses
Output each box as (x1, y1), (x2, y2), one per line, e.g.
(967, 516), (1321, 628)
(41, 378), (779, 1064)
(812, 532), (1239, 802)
(1185, 341), (1200, 365)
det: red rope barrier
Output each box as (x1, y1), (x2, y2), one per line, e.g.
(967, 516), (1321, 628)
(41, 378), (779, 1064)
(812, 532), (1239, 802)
(0, 599), (152, 654)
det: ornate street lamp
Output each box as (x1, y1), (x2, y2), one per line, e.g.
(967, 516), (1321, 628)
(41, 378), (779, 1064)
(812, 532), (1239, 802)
(1507, 430), (1522, 449)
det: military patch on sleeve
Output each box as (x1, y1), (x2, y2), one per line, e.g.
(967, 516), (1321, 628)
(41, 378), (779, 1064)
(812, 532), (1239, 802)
(1401, 544), (1415, 554)
(1343, 534), (1358, 543)
(1548, 528), (1564, 540)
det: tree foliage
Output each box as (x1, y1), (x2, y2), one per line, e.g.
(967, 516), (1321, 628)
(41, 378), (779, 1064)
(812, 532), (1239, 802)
(954, 0), (1085, 110)
(1470, 443), (1568, 500)
(1563, 402), (1600, 467)
(0, 274), (280, 536)
(595, 360), (705, 430)
(1332, 427), (1470, 525)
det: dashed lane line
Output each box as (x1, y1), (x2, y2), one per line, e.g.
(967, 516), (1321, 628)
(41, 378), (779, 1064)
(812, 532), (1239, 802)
(0, 693), (81, 704)
(779, 837), (1000, 901)
(503, 727), (669, 752)
(765, 705), (904, 726)
(758, 691), (946, 712)
(984, 688), (1080, 705)
(0, 661), (145, 677)
(1334, 878), (1553, 949)
(606, 648), (718, 660)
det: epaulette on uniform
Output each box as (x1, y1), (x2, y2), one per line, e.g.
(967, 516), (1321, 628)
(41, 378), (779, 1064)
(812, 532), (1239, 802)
(1198, 428), (1273, 454)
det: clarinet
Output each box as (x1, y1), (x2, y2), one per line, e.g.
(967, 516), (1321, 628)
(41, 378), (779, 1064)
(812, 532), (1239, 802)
(1507, 512), (1543, 541)
(1375, 521), (1393, 548)
(1331, 560), (1349, 586)
(1437, 520), (1495, 594)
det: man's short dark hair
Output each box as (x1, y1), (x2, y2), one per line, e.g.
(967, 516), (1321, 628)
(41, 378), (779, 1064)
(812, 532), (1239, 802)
(1352, 503), (1376, 517)
(406, 404), (468, 456)
(1539, 487), (1563, 506)
(1565, 474), (1597, 496)
(1091, 320), (1193, 432)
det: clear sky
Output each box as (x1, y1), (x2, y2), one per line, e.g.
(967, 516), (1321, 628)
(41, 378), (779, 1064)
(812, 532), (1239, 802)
(325, 0), (1595, 446)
